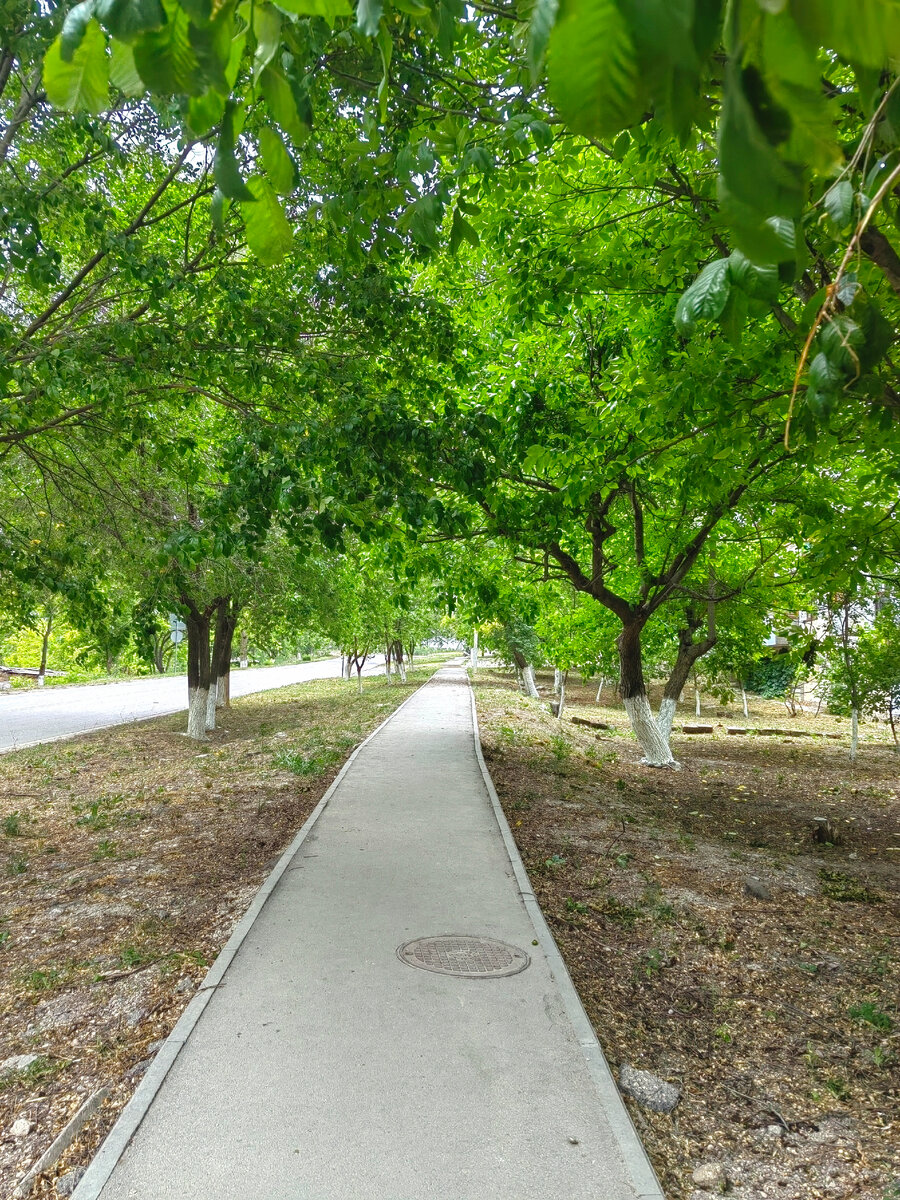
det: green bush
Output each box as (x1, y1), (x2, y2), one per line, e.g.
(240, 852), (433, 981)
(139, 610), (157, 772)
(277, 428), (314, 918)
(743, 655), (795, 698)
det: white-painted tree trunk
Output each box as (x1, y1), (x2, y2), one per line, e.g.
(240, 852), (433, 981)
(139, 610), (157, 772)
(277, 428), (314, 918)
(515, 666), (524, 692)
(595, 676), (605, 704)
(850, 707), (859, 762)
(398, 660), (407, 683)
(522, 663), (540, 699)
(656, 696), (677, 742)
(187, 687), (209, 741)
(695, 686), (701, 716)
(470, 629), (478, 670)
(384, 654), (392, 679)
(624, 694), (677, 766)
(556, 672), (567, 718)
(239, 631), (248, 670)
(553, 667), (562, 694)
(741, 687), (749, 719)
(205, 682), (218, 731)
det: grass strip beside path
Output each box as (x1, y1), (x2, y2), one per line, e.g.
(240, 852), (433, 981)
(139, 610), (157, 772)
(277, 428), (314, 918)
(473, 669), (899, 1200)
(0, 666), (441, 1197)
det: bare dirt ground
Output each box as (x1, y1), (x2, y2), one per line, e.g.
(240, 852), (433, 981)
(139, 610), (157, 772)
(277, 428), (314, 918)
(474, 669), (899, 1200)
(0, 667), (438, 1198)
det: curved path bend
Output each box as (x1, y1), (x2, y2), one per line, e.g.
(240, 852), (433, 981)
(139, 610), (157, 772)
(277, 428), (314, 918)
(74, 667), (661, 1200)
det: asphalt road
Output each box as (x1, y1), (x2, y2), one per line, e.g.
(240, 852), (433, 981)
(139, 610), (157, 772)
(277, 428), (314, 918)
(0, 657), (385, 753)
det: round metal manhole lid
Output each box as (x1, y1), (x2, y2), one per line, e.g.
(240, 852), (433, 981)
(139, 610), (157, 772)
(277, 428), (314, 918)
(397, 935), (530, 979)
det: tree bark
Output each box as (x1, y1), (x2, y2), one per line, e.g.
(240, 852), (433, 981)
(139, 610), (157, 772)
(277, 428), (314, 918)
(595, 676), (605, 704)
(618, 619), (677, 766)
(553, 667), (562, 695)
(657, 603), (717, 741)
(555, 670), (568, 719)
(183, 599), (216, 741)
(209, 600), (239, 722)
(850, 706), (859, 763)
(38, 610), (53, 687)
(239, 630), (249, 669)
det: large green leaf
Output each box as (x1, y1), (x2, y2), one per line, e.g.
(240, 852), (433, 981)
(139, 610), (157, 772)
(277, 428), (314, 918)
(215, 101), (255, 201)
(241, 177), (294, 264)
(356, 0), (383, 36)
(260, 126), (296, 195)
(527, 0), (559, 81)
(109, 37), (146, 95)
(252, 3), (282, 79)
(133, 0), (202, 93)
(674, 258), (731, 332)
(546, 0), (641, 138)
(789, 0), (900, 68)
(43, 19), (109, 113)
(61, 1), (97, 61)
(95, 0), (165, 41)
(260, 65), (310, 146)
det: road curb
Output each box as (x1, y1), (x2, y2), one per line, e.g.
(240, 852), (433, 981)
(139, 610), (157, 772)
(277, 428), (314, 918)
(72, 671), (438, 1200)
(467, 679), (666, 1200)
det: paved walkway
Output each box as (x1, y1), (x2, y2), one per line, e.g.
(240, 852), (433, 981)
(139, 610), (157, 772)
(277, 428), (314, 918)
(0, 657), (385, 752)
(75, 668), (660, 1200)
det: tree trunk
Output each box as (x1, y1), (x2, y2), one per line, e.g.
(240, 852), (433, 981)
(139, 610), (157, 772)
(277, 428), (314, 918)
(850, 706), (859, 762)
(556, 670), (568, 719)
(656, 610), (716, 742)
(184, 603), (213, 742)
(695, 682), (701, 717)
(618, 619), (677, 766)
(38, 610), (53, 687)
(239, 630), (249, 670)
(595, 676), (605, 704)
(888, 697), (899, 753)
(553, 666), (562, 694)
(470, 628), (478, 669)
(210, 601), (239, 718)
(741, 686), (749, 719)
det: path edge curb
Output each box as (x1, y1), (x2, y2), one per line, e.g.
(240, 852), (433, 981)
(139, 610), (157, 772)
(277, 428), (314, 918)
(468, 679), (666, 1200)
(72, 670), (439, 1200)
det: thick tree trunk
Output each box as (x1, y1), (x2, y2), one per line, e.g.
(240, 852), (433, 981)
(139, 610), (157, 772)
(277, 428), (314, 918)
(553, 667), (562, 694)
(522, 664), (539, 699)
(656, 612), (716, 741)
(618, 620), (677, 766)
(210, 601), (238, 718)
(184, 605), (213, 741)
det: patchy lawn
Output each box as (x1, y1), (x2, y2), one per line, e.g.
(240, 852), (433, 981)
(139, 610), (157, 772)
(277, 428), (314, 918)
(0, 666), (440, 1197)
(474, 669), (899, 1200)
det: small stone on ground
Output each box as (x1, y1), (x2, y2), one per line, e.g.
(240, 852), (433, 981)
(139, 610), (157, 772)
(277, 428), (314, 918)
(692, 1161), (728, 1191)
(57, 1167), (86, 1195)
(11, 1117), (32, 1137)
(618, 1063), (680, 1113)
(0, 1053), (40, 1075)
(744, 876), (772, 901)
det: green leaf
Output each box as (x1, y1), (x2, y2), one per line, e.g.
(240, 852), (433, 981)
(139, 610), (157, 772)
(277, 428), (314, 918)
(186, 88), (226, 134)
(675, 258), (731, 332)
(260, 65), (310, 146)
(109, 38), (145, 94)
(95, 0), (164, 41)
(727, 249), (779, 299)
(823, 180), (854, 230)
(210, 186), (229, 232)
(241, 177), (294, 264)
(449, 208), (479, 254)
(527, 0), (559, 81)
(808, 350), (844, 392)
(546, 0), (641, 138)
(43, 19), (109, 113)
(133, 0), (201, 93)
(252, 3), (282, 79)
(260, 125), (296, 195)
(273, 0), (352, 17)
(789, 0), (900, 69)
(61, 1), (97, 61)
(215, 100), (255, 201)
(356, 0), (382, 36)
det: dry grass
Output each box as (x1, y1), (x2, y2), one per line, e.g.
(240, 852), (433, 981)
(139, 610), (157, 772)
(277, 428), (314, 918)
(0, 665), (441, 1197)
(474, 669), (900, 1200)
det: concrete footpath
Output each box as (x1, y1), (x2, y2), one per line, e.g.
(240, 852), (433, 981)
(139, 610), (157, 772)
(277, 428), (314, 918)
(74, 668), (662, 1200)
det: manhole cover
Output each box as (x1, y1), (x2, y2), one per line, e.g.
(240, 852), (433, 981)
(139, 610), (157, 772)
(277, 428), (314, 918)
(397, 935), (530, 979)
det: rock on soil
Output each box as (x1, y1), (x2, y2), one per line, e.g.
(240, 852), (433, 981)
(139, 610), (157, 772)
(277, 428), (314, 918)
(57, 1166), (86, 1195)
(618, 1063), (680, 1113)
(0, 1054), (40, 1075)
(691, 1161), (728, 1191)
(744, 876), (772, 900)
(11, 1117), (32, 1137)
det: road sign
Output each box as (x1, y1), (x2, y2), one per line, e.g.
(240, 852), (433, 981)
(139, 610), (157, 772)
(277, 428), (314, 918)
(169, 616), (187, 645)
